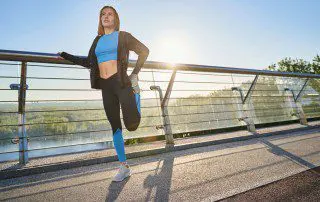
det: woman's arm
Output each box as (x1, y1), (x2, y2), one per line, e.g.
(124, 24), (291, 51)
(58, 36), (98, 69)
(58, 52), (91, 69)
(127, 32), (149, 75)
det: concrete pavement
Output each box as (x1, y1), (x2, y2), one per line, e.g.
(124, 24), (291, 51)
(0, 124), (319, 201)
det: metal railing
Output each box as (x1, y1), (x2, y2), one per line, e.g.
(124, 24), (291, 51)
(1, 49), (320, 164)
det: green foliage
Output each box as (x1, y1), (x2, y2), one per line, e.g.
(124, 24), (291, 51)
(124, 138), (139, 145)
(279, 58), (312, 73)
(0, 114), (18, 138)
(265, 54), (320, 93)
(266, 55), (319, 74)
(312, 55), (320, 74)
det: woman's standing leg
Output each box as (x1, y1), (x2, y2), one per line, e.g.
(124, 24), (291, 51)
(101, 79), (127, 163)
(100, 76), (132, 182)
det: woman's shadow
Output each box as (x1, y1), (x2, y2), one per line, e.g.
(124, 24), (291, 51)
(106, 175), (131, 202)
(105, 151), (174, 202)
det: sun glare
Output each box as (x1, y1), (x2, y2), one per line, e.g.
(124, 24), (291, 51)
(155, 30), (191, 65)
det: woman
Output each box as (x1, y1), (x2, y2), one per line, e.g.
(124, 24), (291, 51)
(58, 5), (149, 182)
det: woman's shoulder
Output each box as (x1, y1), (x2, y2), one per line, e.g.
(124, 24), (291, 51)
(120, 30), (131, 36)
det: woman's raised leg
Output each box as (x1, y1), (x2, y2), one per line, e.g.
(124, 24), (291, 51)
(117, 85), (141, 131)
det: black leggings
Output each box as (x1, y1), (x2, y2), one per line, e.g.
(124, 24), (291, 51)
(100, 72), (141, 133)
(100, 72), (141, 162)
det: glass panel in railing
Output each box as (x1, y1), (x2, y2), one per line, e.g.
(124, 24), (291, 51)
(166, 70), (242, 134)
(277, 76), (306, 92)
(0, 61), (21, 162)
(0, 118), (20, 162)
(27, 62), (88, 78)
(0, 61), (21, 77)
(0, 61), (21, 104)
(24, 63), (163, 158)
(229, 74), (256, 94)
(302, 78), (320, 118)
(250, 75), (299, 124)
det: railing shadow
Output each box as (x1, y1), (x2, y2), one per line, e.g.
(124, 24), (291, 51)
(260, 138), (317, 169)
(143, 154), (174, 201)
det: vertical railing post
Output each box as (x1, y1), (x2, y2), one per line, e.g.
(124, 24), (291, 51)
(150, 69), (176, 147)
(295, 102), (308, 125)
(18, 61), (28, 164)
(161, 69), (176, 146)
(232, 75), (258, 133)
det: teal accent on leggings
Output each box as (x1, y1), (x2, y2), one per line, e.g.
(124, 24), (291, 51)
(135, 93), (141, 115)
(113, 128), (126, 162)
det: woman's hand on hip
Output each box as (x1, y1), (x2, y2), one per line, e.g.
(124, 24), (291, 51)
(129, 73), (140, 94)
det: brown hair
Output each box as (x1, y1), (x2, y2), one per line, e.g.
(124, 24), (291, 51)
(97, 6), (120, 35)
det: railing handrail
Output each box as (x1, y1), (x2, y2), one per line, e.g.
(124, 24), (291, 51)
(1, 48), (319, 164)
(0, 49), (319, 79)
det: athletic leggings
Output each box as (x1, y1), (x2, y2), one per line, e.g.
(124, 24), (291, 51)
(99, 72), (141, 162)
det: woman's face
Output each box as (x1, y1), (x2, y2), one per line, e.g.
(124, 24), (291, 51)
(101, 8), (116, 29)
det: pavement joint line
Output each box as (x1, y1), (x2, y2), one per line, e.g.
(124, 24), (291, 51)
(0, 124), (319, 180)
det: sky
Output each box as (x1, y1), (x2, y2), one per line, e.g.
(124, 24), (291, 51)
(1, 0), (320, 69)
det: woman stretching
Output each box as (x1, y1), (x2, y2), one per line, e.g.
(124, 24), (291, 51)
(58, 5), (149, 182)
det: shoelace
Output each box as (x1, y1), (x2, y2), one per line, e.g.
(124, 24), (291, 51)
(117, 165), (129, 172)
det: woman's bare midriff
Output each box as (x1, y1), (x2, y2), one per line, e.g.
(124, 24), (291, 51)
(99, 60), (118, 79)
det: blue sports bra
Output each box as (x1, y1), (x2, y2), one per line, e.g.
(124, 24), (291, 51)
(95, 31), (119, 64)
